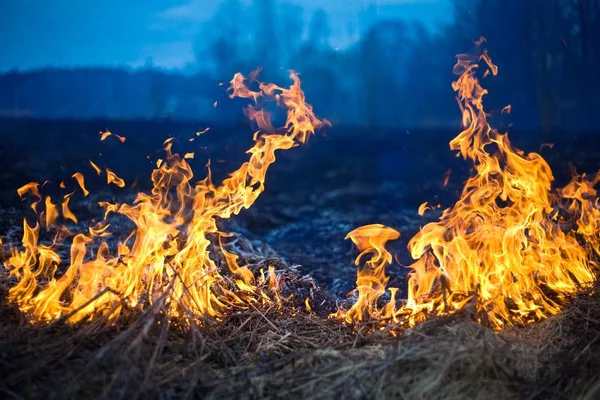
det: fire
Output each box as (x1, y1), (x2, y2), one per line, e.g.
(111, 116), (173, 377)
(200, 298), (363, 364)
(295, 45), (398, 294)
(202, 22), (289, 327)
(5, 71), (329, 324)
(334, 224), (400, 323)
(72, 172), (89, 196)
(339, 38), (599, 330)
(105, 168), (125, 187)
(100, 130), (126, 143)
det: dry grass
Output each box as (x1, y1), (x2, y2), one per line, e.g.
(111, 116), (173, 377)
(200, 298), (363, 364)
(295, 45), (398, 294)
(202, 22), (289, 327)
(1, 237), (600, 400)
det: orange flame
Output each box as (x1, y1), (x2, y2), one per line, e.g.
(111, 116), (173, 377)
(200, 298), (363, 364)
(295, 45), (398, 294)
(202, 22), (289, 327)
(333, 224), (400, 323)
(105, 168), (125, 188)
(100, 130), (126, 143)
(5, 71), (329, 325)
(72, 172), (89, 197)
(89, 160), (102, 175)
(402, 38), (597, 329)
(339, 38), (599, 331)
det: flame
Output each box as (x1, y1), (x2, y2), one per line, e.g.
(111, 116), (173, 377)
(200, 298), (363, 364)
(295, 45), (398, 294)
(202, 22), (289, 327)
(105, 168), (125, 188)
(443, 169), (452, 187)
(417, 202), (440, 217)
(339, 38), (599, 330)
(5, 71), (329, 325)
(61, 195), (78, 224)
(333, 224), (400, 323)
(196, 128), (210, 136)
(89, 160), (102, 175)
(100, 130), (126, 143)
(72, 172), (89, 197)
(17, 182), (41, 212)
(558, 171), (600, 259)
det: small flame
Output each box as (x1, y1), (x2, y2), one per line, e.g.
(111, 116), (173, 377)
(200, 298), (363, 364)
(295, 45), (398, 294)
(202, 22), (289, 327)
(17, 182), (41, 212)
(100, 130), (126, 143)
(332, 224), (400, 323)
(305, 297), (312, 312)
(105, 168), (125, 188)
(61, 195), (78, 224)
(443, 169), (452, 187)
(89, 160), (102, 175)
(196, 128), (210, 136)
(72, 173), (89, 197)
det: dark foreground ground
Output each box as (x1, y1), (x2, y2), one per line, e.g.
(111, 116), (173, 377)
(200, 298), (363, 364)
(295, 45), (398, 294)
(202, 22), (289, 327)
(1, 118), (600, 399)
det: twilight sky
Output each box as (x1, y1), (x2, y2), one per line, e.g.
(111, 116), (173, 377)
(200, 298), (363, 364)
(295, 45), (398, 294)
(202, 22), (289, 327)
(0, 0), (452, 71)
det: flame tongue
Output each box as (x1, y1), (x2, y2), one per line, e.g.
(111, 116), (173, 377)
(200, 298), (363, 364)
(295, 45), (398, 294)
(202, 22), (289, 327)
(5, 71), (329, 324)
(335, 224), (400, 323)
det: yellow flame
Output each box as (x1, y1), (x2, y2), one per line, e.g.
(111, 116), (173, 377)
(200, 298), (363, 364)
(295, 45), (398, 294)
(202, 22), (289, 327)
(5, 70), (329, 325)
(105, 168), (125, 188)
(402, 38), (597, 329)
(89, 160), (102, 175)
(61, 195), (78, 224)
(339, 38), (599, 331)
(17, 182), (41, 212)
(333, 224), (400, 323)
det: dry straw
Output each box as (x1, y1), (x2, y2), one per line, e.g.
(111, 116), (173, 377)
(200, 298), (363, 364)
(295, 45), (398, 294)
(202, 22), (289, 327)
(1, 235), (600, 400)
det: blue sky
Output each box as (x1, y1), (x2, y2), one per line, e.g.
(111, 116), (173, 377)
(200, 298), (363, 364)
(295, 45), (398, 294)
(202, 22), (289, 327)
(0, 0), (452, 71)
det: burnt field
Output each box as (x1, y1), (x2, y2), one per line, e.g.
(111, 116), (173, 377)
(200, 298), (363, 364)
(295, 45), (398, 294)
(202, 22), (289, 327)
(1, 118), (600, 399)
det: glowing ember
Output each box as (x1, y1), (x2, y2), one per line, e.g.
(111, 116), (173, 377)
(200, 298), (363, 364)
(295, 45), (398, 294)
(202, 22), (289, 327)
(5, 71), (329, 324)
(339, 38), (599, 330)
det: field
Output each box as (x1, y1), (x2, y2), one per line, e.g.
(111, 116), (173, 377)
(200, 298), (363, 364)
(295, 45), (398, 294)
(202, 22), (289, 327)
(1, 119), (600, 399)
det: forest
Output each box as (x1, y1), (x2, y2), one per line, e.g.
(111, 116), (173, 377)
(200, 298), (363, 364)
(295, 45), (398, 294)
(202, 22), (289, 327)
(0, 0), (599, 137)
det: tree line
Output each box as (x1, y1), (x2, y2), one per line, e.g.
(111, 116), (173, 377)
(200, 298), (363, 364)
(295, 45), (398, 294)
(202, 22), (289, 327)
(0, 0), (598, 136)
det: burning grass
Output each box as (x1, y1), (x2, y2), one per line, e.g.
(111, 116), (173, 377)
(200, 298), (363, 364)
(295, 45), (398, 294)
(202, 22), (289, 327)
(2, 245), (600, 399)
(2, 39), (600, 398)
(331, 38), (600, 332)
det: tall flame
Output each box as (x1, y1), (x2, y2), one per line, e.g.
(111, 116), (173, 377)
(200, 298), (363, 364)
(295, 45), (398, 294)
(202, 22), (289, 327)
(5, 71), (329, 324)
(339, 38), (599, 330)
